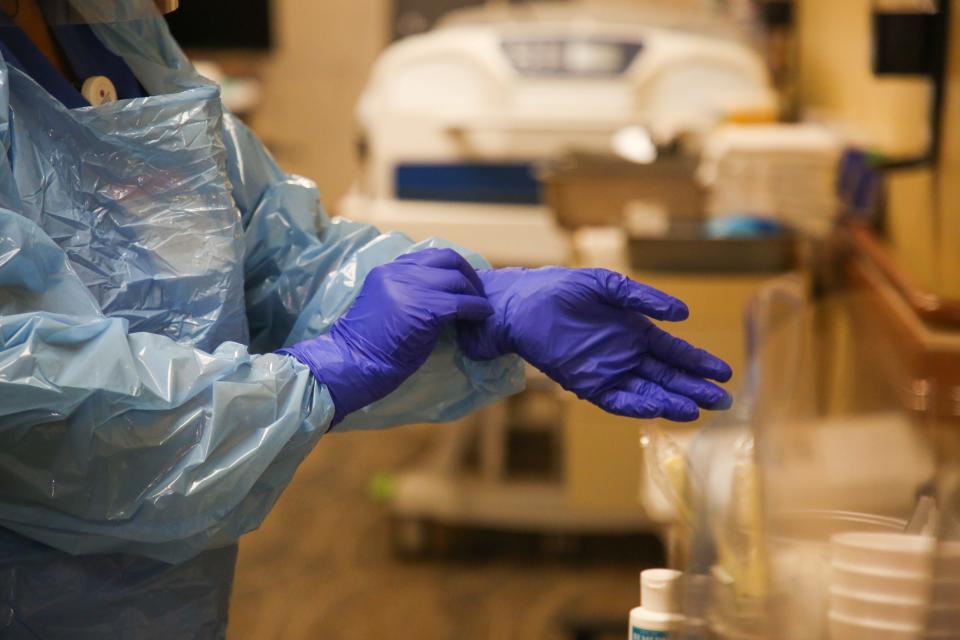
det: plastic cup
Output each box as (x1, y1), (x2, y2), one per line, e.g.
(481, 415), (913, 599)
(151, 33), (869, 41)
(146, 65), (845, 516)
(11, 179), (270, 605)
(832, 533), (960, 579)
(830, 561), (935, 601)
(764, 511), (906, 640)
(828, 611), (923, 640)
(829, 611), (960, 640)
(832, 533), (936, 574)
(829, 587), (928, 627)
(828, 567), (960, 636)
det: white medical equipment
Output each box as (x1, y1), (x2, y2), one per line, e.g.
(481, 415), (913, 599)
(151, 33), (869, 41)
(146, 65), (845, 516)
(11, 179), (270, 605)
(354, 3), (784, 555)
(341, 2), (777, 266)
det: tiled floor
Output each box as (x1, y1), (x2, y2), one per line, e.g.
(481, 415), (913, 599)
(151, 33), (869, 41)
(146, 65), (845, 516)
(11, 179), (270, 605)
(228, 423), (655, 640)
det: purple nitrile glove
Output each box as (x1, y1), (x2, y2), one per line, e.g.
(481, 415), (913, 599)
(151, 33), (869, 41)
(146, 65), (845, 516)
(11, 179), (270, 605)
(280, 248), (493, 425)
(457, 267), (734, 422)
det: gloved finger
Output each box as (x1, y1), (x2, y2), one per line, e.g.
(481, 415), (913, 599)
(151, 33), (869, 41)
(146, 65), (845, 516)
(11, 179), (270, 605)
(398, 248), (486, 296)
(594, 270), (689, 321)
(629, 360), (732, 410)
(594, 382), (700, 422)
(424, 267), (485, 296)
(645, 325), (733, 382)
(431, 293), (495, 323)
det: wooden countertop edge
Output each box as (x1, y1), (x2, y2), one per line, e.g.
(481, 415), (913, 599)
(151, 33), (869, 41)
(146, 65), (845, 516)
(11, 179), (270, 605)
(845, 223), (960, 328)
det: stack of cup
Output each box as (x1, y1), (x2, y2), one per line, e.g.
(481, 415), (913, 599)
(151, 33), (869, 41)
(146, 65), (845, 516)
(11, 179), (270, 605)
(828, 532), (960, 639)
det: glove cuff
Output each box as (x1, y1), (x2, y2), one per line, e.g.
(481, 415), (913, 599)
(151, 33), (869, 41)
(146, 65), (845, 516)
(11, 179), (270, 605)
(454, 269), (522, 360)
(277, 331), (355, 425)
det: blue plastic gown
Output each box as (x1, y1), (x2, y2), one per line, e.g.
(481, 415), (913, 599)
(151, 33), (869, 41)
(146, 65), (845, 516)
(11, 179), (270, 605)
(0, 9), (524, 638)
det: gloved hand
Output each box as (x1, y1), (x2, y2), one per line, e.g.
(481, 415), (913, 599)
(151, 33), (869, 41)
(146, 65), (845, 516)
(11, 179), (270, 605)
(280, 249), (494, 424)
(457, 267), (733, 422)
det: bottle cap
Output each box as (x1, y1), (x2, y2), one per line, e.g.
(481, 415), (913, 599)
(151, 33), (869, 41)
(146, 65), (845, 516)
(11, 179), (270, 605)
(81, 76), (118, 107)
(641, 569), (683, 614)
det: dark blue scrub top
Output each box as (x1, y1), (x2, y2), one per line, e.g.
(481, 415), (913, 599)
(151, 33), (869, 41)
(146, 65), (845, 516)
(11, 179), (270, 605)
(0, 12), (144, 108)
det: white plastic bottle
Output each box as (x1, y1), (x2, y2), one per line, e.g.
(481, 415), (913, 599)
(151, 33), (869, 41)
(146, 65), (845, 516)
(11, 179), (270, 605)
(628, 569), (685, 640)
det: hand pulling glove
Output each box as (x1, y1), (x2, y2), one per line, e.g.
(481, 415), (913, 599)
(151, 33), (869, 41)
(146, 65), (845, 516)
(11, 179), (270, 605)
(280, 248), (493, 424)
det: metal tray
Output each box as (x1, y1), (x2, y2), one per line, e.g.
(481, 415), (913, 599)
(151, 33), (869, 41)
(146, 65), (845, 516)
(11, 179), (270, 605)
(628, 230), (798, 273)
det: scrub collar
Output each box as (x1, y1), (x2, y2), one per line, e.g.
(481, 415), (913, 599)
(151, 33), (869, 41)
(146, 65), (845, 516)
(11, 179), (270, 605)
(0, 11), (145, 108)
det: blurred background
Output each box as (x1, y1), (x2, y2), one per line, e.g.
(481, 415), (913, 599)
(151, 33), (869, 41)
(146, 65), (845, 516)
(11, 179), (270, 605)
(168, 1), (960, 638)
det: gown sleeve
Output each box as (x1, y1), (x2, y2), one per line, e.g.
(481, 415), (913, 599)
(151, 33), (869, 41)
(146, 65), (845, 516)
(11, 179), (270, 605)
(0, 116), (522, 564)
(224, 113), (525, 432)
(0, 210), (332, 562)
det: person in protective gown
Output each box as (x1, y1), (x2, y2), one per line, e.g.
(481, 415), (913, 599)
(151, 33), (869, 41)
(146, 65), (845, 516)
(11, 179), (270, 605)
(0, 1), (734, 637)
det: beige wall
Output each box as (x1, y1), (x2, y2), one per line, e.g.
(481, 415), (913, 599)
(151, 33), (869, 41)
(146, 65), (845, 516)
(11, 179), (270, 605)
(797, 0), (958, 298)
(249, 0), (391, 207)
(937, 3), (960, 297)
(796, 0), (933, 157)
(885, 169), (938, 291)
